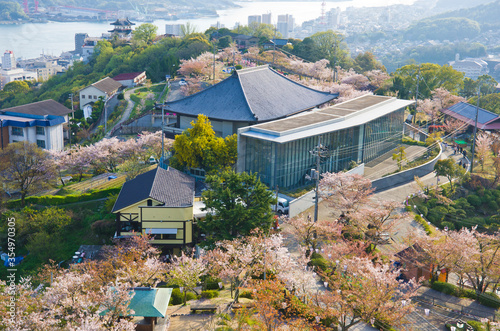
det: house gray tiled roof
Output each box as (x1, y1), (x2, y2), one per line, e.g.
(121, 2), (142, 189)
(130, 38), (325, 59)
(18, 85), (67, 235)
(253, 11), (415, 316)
(112, 166), (195, 213)
(1, 99), (71, 117)
(90, 77), (123, 95)
(165, 65), (338, 123)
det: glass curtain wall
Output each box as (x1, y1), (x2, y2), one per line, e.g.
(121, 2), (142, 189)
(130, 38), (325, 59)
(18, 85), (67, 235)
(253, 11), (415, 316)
(244, 109), (404, 190)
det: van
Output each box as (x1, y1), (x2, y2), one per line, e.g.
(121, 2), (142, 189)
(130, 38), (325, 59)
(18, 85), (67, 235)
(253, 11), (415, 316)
(272, 197), (289, 215)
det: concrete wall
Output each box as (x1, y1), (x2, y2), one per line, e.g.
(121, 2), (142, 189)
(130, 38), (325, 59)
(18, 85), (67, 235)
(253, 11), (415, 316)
(371, 144), (442, 193)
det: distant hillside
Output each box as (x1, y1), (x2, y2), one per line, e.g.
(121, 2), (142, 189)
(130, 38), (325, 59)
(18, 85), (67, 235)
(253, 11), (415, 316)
(433, 0), (500, 29)
(404, 17), (480, 41)
(434, 0), (496, 10)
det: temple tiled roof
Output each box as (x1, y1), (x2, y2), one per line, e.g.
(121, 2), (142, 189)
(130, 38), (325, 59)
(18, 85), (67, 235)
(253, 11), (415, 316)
(165, 65), (338, 123)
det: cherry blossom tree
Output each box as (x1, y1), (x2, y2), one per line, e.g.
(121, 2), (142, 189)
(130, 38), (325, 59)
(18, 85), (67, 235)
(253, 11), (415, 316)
(450, 227), (500, 294)
(431, 87), (465, 109)
(365, 70), (390, 89)
(49, 149), (69, 186)
(313, 256), (419, 331)
(350, 200), (407, 251)
(204, 232), (292, 303)
(166, 251), (207, 304)
(319, 172), (374, 220)
(443, 118), (466, 140)
(281, 216), (342, 251)
(475, 132), (493, 172)
(341, 73), (370, 90)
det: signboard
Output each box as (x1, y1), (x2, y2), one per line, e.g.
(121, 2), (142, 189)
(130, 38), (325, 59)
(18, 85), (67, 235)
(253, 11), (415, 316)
(165, 75), (171, 80)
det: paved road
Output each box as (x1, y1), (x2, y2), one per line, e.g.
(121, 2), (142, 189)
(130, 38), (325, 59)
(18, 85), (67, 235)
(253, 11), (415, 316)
(90, 94), (119, 134)
(105, 87), (140, 137)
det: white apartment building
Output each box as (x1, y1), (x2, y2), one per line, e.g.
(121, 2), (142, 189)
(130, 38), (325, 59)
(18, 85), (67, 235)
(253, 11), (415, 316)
(449, 54), (489, 80)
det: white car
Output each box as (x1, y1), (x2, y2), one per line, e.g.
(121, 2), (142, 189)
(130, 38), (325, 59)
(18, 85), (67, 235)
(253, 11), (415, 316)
(179, 80), (187, 86)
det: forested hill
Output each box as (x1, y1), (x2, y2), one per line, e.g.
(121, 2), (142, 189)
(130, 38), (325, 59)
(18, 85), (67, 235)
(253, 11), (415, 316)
(433, 0), (500, 29)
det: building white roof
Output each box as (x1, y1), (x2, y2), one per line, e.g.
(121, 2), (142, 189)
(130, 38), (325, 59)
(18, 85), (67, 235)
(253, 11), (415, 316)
(239, 95), (413, 143)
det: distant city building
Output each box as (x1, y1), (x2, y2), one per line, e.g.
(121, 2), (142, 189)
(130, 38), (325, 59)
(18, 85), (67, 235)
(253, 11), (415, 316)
(210, 21), (225, 29)
(75, 33), (89, 55)
(327, 8), (341, 28)
(449, 54), (489, 80)
(81, 37), (101, 63)
(277, 14), (294, 38)
(248, 15), (261, 25)
(2, 51), (16, 70)
(26, 59), (64, 81)
(0, 68), (37, 90)
(109, 18), (135, 38)
(165, 24), (182, 36)
(262, 13), (272, 25)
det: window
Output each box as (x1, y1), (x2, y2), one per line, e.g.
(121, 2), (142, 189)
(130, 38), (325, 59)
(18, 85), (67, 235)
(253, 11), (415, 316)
(36, 140), (46, 149)
(11, 127), (23, 136)
(82, 95), (85, 99)
(93, 95), (97, 99)
(36, 127), (45, 135)
(153, 233), (177, 240)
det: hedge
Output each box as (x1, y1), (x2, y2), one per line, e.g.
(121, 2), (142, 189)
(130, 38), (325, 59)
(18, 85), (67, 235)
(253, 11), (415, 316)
(478, 292), (500, 309)
(431, 281), (476, 300)
(6, 187), (121, 209)
(402, 136), (427, 147)
(169, 288), (198, 305)
(414, 214), (432, 235)
(467, 320), (486, 331)
(239, 290), (253, 299)
(201, 290), (219, 299)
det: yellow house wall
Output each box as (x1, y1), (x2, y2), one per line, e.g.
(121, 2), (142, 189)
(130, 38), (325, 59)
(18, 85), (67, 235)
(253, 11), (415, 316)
(116, 198), (163, 215)
(141, 206), (193, 221)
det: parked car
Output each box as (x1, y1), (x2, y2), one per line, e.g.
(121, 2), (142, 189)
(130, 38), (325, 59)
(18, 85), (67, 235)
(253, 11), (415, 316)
(179, 80), (187, 86)
(148, 156), (158, 164)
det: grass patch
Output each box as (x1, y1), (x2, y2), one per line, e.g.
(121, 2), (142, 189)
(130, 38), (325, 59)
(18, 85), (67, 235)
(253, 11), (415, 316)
(281, 184), (315, 198)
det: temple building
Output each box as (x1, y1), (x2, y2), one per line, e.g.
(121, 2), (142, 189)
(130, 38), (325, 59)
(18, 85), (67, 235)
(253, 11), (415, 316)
(164, 65), (338, 137)
(237, 95), (413, 189)
(109, 18), (135, 38)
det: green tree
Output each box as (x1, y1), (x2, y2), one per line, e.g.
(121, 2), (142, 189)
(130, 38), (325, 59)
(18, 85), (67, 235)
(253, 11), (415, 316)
(308, 30), (352, 68)
(132, 23), (158, 45)
(170, 114), (237, 173)
(477, 74), (498, 95)
(392, 63), (464, 100)
(3, 81), (30, 94)
(199, 170), (276, 246)
(469, 93), (500, 114)
(392, 145), (407, 171)
(0, 142), (55, 206)
(434, 158), (467, 193)
(352, 52), (386, 74)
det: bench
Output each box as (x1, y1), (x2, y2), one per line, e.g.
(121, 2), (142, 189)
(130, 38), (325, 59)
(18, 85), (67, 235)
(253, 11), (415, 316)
(190, 305), (218, 313)
(231, 302), (255, 310)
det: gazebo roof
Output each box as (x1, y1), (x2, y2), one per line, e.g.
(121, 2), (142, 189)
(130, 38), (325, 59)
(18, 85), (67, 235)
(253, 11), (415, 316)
(165, 65), (338, 123)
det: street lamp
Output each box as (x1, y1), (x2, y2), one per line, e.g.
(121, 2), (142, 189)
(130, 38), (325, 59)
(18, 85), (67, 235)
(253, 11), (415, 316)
(309, 136), (330, 222)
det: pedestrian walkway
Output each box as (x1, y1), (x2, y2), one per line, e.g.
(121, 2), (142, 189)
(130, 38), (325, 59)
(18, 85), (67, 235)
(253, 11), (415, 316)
(415, 287), (498, 321)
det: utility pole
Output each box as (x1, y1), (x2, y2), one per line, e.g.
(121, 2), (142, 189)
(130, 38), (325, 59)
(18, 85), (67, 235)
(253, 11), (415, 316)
(0, 119), (3, 149)
(272, 25), (276, 66)
(470, 87), (481, 173)
(69, 93), (74, 148)
(309, 135), (323, 223)
(414, 66), (420, 125)
(161, 104), (165, 166)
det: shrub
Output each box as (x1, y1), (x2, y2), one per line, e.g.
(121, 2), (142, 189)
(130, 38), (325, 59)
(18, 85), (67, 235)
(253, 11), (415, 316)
(467, 320), (486, 331)
(235, 64), (243, 70)
(204, 277), (224, 290)
(467, 195), (482, 207)
(431, 281), (457, 296)
(478, 292), (500, 308)
(91, 219), (115, 236)
(117, 93), (124, 100)
(487, 200), (498, 211)
(169, 288), (197, 305)
(308, 255), (329, 272)
(201, 290), (219, 299)
(405, 205), (412, 212)
(416, 205), (428, 217)
(239, 290), (253, 299)
(414, 214), (432, 235)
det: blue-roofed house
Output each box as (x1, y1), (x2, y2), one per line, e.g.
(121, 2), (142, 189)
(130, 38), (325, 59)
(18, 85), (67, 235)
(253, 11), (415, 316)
(0, 110), (66, 151)
(441, 101), (500, 130)
(164, 65), (338, 137)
